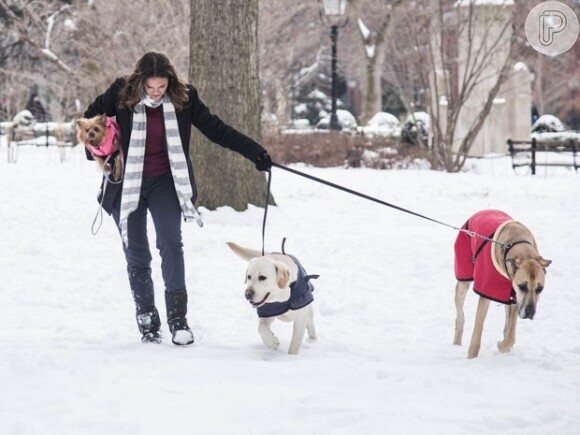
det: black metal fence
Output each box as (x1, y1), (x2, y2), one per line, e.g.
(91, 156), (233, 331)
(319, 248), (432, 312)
(507, 137), (578, 175)
(1, 121), (76, 163)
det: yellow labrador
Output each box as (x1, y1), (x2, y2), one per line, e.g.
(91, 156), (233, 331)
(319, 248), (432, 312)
(227, 242), (318, 355)
(453, 210), (551, 359)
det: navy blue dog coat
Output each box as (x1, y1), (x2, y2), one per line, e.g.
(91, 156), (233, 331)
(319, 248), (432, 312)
(257, 254), (319, 318)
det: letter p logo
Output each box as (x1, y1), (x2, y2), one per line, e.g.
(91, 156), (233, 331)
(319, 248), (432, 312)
(526, 1), (579, 56)
(539, 10), (567, 46)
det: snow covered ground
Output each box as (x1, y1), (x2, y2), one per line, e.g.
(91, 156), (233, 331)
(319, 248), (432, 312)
(1, 142), (579, 435)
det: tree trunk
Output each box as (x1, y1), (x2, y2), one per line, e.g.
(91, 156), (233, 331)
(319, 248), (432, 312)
(361, 50), (385, 124)
(352, 1), (401, 125)
(189, 0), (272, 211)
(355, 15), (381, 125)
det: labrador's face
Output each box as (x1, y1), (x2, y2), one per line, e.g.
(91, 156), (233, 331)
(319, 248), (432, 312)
(243, 257), (291, 307)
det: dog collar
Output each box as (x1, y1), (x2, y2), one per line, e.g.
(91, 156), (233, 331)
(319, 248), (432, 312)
(502, 240), (535, 279)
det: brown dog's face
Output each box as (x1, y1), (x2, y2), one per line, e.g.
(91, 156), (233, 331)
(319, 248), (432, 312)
(243, 257), (291, 307)
(76, 114), (107, 147)
(509, 257), (551, 320)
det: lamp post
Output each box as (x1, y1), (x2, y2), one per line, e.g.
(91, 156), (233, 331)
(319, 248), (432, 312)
(321, 0), (348, 131)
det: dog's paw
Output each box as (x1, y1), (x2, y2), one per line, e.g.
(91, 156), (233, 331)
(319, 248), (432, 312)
(263, 335), (280, 351)
(467, 345), (480, 359)
(497, 340), (514, 353)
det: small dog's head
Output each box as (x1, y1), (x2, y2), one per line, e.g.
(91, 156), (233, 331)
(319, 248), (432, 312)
(76, 114), (108, 148)
(243, 257), (291, 307)
(507, 256), (552, 320)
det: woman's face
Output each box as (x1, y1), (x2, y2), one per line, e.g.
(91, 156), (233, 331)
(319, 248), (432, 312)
(144, 77), (169, 101)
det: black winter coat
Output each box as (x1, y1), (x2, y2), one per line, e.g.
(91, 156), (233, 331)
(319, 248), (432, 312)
(84, 77), (265, 214)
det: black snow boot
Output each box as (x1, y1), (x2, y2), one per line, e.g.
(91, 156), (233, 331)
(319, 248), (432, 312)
(136, 307), (162, 344)
(165, 291), (194, 346)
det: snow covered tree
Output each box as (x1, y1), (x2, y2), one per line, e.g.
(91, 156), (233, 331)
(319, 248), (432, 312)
(258, 1), (328, 128)
(349, 0), (403, 124)
(0, 0), (76, 119)
(74, 0), (190, 116)
(388, 0), (517, 172)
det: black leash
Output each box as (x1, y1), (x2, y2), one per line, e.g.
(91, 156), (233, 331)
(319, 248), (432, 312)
(261, 161), (508, 252)
(261, 167), (273, 256)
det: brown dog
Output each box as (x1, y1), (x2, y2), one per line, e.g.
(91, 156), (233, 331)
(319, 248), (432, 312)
(76, 114), (123, 181)
(453, 210), (551, 359)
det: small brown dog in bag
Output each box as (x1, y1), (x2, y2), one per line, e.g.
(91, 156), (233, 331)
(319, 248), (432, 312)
(76, 114), (123, 181)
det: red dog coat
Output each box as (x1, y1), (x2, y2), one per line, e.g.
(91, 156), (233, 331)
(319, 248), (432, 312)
(454, 209), (515, 304)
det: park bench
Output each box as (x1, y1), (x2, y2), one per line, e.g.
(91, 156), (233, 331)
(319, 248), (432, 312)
(507, 135), (579, 175)
(2, 121), (76, 163)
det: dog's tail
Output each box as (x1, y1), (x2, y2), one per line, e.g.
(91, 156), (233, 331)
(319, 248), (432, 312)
(226, 242), (264, 261)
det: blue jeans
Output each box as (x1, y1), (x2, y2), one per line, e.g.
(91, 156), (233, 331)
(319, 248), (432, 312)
(112, 174), (186, 313)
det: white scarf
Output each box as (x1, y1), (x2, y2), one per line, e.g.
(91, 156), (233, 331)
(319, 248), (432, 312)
(119, 94), (202, 246)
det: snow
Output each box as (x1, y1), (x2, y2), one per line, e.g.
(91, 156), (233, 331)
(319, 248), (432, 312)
(533, 130), (580, 141)
(357, 18), (371, 40)
(357, 19), (376, 58)
(1, 143), (579, 435)
(532, 114), (566, 133)
(316, 109), (358, 130)
(405, 111), (430, 131)
(365, 44), (376, 59)
(358, 112), (401, 138)
(513, 61), (529, 72)
(367, 112), (400, 129)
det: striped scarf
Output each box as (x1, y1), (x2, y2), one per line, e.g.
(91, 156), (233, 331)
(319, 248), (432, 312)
(119, 94), (202, 246)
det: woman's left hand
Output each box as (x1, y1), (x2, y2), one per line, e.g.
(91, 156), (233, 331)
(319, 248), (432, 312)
(255, 151), (273, 171)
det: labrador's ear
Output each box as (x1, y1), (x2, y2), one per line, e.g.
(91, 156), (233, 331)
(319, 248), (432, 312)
(275, 262), (290, 289)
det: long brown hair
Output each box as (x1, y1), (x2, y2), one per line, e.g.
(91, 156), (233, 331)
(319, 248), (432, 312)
(119, 52), (190, 112)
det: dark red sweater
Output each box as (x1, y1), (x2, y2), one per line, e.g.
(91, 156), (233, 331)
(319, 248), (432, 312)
(143, 105), (171, 176)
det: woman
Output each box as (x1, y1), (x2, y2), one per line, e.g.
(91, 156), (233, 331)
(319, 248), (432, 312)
(84, 52), (272, 345)
(26, 92), (49, 122)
